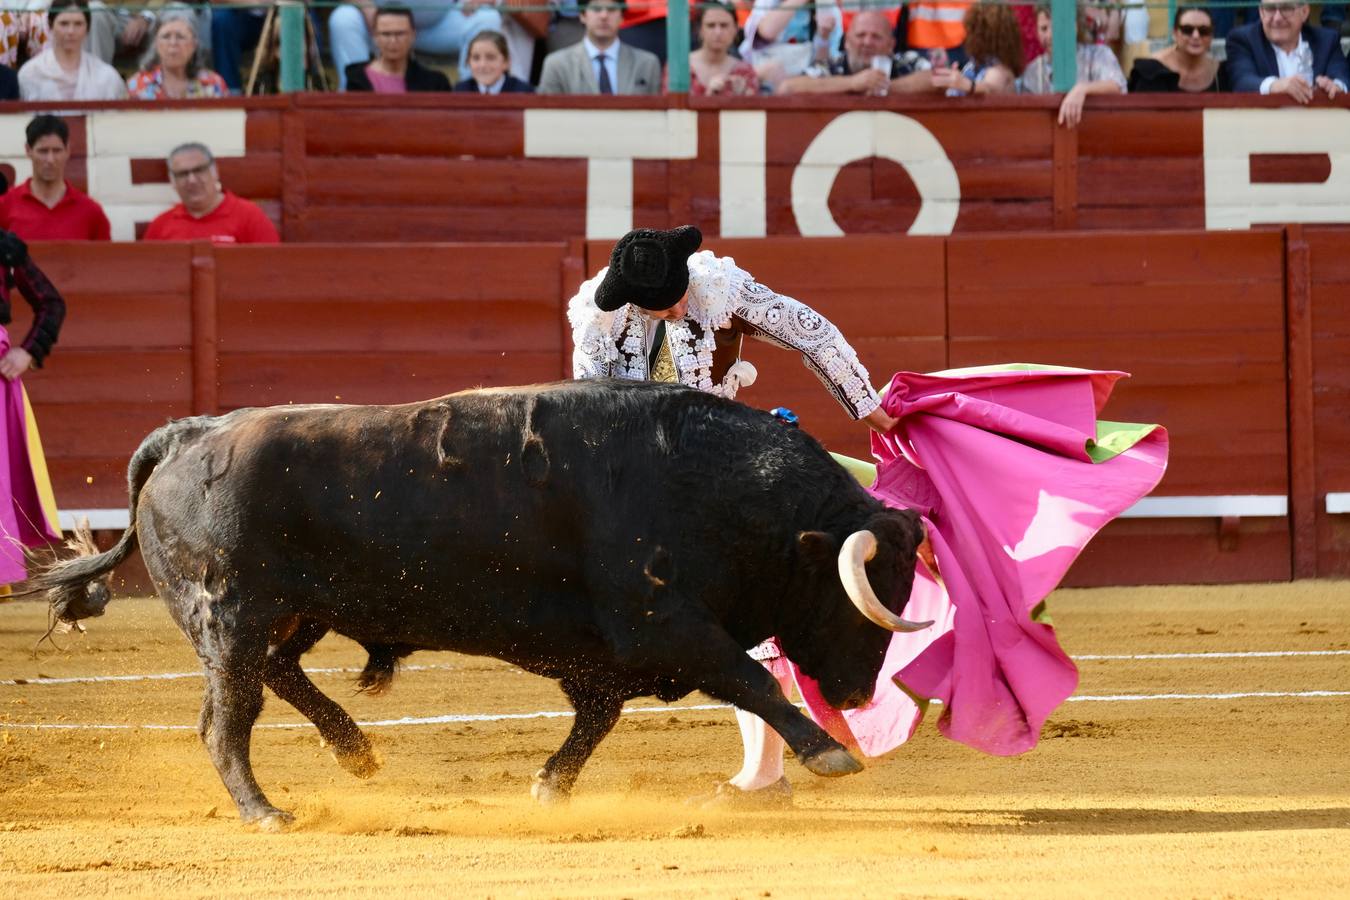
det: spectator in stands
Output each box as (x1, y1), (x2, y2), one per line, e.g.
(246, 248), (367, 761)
(1226, 0), (1347, 99)
(143, 143), (279, 244)
(619, 0), (666, 63)
(1128, 5), (1228, 92)
(740, 0), (844, 90)
(905, 0), (970, 66)
(666, 1), (759, 96)
(85, 0), (154, 65)
(930, 1), (1025, 94)
(329, 0), (503, 90)
(18, 1), (127, 101)
(1021, 4), (1126, 128)
(537, 0), (660, 94)
(455, 29), (534, 92)
(211, 5), (266, 94)
(0, 8), (49, 76)
(127, 8), (228, 99)
(346, 6), (452, 92)
(0, 61), (17, 101)
(777, 10), (932, 95)
(0, 115), (111, 242)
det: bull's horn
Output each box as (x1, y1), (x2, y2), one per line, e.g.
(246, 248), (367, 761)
(838, 531), (934, 633)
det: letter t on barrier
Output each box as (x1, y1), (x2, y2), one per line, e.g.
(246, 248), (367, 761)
(523, 110), (698, 239)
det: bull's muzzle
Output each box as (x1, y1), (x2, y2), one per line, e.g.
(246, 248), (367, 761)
(838, 530), (935, 633)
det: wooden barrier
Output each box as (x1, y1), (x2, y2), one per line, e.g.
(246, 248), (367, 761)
(11, 229), (1347, 584)
(8, 95), (1350, 243)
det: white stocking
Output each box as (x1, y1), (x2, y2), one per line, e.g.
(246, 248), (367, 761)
(727, 664), (795, 791)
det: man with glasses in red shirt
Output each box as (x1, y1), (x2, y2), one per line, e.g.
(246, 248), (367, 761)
(1227, 0), (1348, 99)
(142, 142), (279, 244)
(0, 115), (110, 242)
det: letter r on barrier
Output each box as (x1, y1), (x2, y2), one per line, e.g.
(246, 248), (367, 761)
(1204, 109), (1350, 229)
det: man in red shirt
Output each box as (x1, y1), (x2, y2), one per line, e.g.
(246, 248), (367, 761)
(0, 115), (111, 242)
(142, 142), (280, 244)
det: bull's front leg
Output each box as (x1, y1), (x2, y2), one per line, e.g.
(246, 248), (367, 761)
(611, 615), (861, 779)
(531, 676), (624, 805)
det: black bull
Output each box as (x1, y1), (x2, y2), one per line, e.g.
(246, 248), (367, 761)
(36, 379), (927, 828)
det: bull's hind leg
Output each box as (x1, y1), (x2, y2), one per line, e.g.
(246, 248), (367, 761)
(197, 632), (293, 830)
(531, 677), (623, 805)
(262, 618), (380, 779)
(182, 599), (296, 831)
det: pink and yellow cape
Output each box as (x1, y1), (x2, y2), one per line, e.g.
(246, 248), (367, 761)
(0, 324), (60, 584)
(796, 365), (1169, 757)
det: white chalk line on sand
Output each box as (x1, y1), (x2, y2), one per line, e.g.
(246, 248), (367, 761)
(4, 648), (1348, 688)
(5, 690), (1349, 732)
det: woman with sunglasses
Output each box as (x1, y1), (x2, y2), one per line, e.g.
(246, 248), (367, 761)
(1128, 5), (1228, 92)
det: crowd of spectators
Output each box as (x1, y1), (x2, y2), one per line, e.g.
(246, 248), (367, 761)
(0, 0), (1340, 105)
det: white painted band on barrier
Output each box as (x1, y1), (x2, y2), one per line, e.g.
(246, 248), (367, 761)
(5, 649), (1345, 688)
(1326, 493), (1350, 514)
(1119, 495), (1287, 518)
(57, 496), (1295, 533)
(57, 509), (130, 530)
(4, 690), (1349, 732)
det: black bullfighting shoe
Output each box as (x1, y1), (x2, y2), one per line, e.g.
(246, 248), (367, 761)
(688, 777), (794, 810)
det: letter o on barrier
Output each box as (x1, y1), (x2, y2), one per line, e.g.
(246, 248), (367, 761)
(791, 111), (960, 237)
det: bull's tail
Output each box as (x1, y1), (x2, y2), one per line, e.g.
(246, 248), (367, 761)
(30, 417), (215, 624)
(355, 643), (415, 696)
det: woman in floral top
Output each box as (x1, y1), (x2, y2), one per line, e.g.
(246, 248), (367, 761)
(666, 1), (760, 96)
(127, 9), (228, 100)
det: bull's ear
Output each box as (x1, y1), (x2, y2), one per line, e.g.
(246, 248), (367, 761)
(796, 530), (836, 566)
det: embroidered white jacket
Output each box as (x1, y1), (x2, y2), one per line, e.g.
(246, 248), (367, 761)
(568, 251), (880, 419)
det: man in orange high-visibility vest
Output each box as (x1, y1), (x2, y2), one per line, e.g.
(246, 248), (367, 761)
(906, 0), (971, 53)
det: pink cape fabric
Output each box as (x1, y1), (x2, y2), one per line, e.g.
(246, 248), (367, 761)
(0, 324), (60, 583)
(794, 367), (1169, 757)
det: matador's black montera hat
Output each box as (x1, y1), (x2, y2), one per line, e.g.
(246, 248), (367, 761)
(593, 225), (703, 312)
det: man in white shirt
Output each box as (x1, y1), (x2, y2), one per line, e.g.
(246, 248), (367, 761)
(1226, 0), (1349, 99)
(537, 0), (660, 94)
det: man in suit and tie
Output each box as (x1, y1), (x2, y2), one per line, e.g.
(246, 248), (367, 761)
(537, 0), (661, 94)
(1227, 0), (1348, 100)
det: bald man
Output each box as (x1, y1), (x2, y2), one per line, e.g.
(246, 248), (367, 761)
(777, 10), (933, 95)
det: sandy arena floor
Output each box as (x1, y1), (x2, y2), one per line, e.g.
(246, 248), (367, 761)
(0, 582), (1347, 898)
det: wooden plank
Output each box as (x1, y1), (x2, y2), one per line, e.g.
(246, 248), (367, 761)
(22, 350), (191, 404)
(1285, 226), (1315, 577)
(949, 282), (1284, 337)
(26, 242), (193, 294)
(217, 298), (563, 353)
(302, 109), (524, 157)
(1075, 109), (1204, 157)
(303, 157), (589, 206)
(33, 402), (191, 459)
(216, 353), (564, 408)
(245, 108), (282, 153)
(1065, 520), (1290, 586)
(1053, 120), (1078, 229)
(294, 207), (585, 242)
(1077, 157), (1203, 208)
(214, 244), (567, 303)
(946, 231), (1284, 289)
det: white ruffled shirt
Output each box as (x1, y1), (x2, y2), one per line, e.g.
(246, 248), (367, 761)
(18, 48), (128, 102)
(568, 250), (880, 419)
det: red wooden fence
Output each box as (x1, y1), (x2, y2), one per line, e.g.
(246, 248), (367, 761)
(15, 227), (1350, 585)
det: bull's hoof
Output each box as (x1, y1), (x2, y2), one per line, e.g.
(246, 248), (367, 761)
(332, 745), (382, 780)
(801, 746), (863, 777)
(248, 808), (295, 833)
(530, 769), (570, 806)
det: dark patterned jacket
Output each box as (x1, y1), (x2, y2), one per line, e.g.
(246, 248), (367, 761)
(0, 257), (66, 367)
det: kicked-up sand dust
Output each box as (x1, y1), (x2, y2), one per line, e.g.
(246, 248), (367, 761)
(0, 581), (1347, 898)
